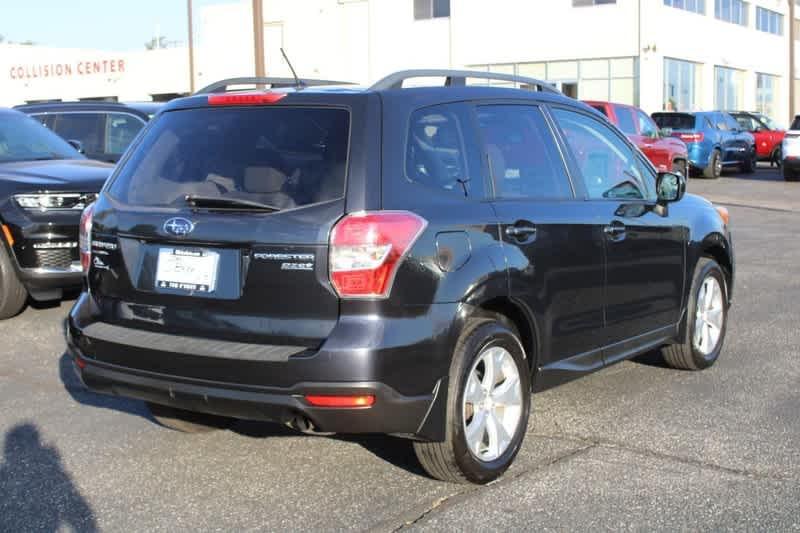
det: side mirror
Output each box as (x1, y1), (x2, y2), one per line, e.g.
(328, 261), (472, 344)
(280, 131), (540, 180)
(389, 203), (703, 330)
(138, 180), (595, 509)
(67, 139), (85, 154)
(657, 171), (686, 203)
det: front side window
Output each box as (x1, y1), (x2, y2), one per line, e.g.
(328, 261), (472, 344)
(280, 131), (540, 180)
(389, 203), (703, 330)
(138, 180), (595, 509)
(108, 107), (349, 210)
(414, 0), (449, 19)
(105, 113), (145, 156)
(715, 0), (748, 26)
(0, 112), (81, 163)
(613, 105), (637, 135)
(552, 108), (650, 201)
(637, 110), (659, 137)
(52, 113), (105, 155)
(476, 105), (572, 200)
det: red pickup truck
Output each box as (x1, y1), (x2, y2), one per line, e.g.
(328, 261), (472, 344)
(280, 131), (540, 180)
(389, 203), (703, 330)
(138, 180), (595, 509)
(585, 101), (689, 176)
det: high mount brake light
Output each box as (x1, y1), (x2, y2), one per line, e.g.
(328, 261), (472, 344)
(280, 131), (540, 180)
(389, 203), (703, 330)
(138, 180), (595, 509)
(329, 211), (427, 299)
(207, 92), (286, 106)
(79, 203), (94, 275)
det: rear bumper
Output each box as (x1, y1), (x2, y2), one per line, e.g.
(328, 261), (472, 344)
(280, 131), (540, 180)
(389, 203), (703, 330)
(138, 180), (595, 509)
(66, 294), (462, 439)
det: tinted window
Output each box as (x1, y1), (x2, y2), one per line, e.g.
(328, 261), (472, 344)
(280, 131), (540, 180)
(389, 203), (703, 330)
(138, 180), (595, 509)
(723, 114), (740, 131)
(734, 114), (756, 131)
(476, 105), (572, 200)
(652, 113), (696, 130)
(105, 113), (144, 155)
(108, 107), (349, 210)
(790, 116), (800, 130)
(589, 104), (608, 117)
(406, 104), (477, 197)
(637, 110), (659, 137)
(0, 112), (81, 162)
(52, 113), (105, 154)
(614, 106), (637, 135)
(552, 108), (646, 200)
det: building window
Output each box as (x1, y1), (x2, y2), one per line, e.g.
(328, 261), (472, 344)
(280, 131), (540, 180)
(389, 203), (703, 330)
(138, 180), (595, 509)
(715, 0), (748, 26)
(664, 58), (698, 111)
(414, 0), (449, 19)
(756, 73), (777, 118)
(755, 7), (782, 35)
(573, 0), (616, 5)
(715, 66), (742, 110)
(663, 0), (705, 14)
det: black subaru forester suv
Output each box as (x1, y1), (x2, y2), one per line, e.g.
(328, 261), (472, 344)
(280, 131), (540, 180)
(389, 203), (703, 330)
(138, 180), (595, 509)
(67, 70), (734, 484)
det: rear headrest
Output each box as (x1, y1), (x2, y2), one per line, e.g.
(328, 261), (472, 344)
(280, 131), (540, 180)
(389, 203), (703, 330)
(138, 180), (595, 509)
(244, 166), (286, 193)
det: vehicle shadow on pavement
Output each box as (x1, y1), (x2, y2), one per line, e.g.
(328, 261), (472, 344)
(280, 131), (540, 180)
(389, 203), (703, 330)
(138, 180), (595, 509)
(0, 422), (98, 532)
(58, 352), (153, 422)
(630, 348), (670, 368)
(233, 421), (427, 477)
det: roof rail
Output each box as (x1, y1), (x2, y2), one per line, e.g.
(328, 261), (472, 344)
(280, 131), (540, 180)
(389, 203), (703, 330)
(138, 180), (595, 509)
(369, 69), (560, 94)
(195, 76), (355, 95)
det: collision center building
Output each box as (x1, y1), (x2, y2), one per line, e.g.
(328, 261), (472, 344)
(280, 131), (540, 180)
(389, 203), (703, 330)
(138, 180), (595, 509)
(2, 0), (799, 122)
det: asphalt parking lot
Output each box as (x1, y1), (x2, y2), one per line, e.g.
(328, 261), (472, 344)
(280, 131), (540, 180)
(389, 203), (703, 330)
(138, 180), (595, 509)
(1, 164), (798, 532)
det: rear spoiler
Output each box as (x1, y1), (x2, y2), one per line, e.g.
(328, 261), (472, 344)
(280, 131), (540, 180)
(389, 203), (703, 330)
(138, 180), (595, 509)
(195, 77), (355, 95)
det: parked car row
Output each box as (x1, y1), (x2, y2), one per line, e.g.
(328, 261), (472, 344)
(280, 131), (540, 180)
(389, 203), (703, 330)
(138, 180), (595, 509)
(0, 71), (737, 485)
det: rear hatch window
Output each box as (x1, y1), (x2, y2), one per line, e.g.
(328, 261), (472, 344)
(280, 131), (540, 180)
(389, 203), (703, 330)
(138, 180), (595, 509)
(652, 113), (696, 131)
(108, 106), (350, 210)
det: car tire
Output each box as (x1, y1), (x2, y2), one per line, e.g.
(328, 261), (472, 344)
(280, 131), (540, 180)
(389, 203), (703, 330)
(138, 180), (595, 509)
(702, 150), (721, 179)
(146, 402), (236, 433)
(771, 146), (781, 168)
(741, 147), (756, 174)
(413, 318), (531, 484)
(661, 257), (728, 370)
(672, 159), (688, 178)
(0, 244), (28, 320)
(784, 168), (799, 182)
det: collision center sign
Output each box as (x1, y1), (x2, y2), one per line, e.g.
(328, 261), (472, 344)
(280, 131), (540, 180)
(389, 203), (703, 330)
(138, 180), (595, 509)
(9, 59), (126, 80)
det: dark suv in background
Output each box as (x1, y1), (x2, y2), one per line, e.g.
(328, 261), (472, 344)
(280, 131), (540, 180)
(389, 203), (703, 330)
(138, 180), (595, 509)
(66, 70), (734, 484)
(16, 101), (160, 163)
(0, 108), (112, 318)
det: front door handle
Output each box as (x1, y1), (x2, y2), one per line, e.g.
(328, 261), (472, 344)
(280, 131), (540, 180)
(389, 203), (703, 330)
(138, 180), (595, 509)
(604, 222), (626, 241)
(505, 223), (537, 241)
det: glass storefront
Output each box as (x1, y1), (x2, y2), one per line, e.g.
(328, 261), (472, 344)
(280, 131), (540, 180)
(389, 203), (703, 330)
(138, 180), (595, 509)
(663, 58), (698, 111)
(756, 73), (777, 118)
(472, 57), (637, 105)
(715, 66), (742, 110)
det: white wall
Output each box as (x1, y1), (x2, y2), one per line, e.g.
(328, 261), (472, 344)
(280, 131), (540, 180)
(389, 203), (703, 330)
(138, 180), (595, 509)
(0, 44), (189, 106)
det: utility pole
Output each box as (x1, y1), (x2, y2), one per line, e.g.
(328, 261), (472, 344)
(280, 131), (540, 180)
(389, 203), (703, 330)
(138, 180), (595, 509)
(252, 0), (265, 78)
(187, 0), (195, 93)
(790, 0), (796, 121)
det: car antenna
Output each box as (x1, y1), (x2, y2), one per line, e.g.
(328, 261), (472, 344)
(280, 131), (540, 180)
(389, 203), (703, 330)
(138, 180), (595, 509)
(280, 48), (303, 90)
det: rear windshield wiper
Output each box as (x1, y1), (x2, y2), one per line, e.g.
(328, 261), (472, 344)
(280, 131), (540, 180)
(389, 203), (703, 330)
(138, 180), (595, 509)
(184, 194), (281, 212)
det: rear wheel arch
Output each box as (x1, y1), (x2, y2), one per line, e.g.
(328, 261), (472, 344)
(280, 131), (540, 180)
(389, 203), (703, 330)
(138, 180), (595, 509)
(472, 296), (539, 377)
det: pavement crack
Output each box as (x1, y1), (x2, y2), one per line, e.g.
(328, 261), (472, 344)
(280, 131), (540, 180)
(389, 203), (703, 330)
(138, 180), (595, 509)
(389, 442), (597, 532)
(529, 432), (794, 482)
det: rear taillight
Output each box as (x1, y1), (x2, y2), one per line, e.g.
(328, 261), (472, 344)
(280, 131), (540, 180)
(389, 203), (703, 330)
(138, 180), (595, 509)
(677, 132), (704, 143)
(207, 92), (285, 106)
(329, 211), (427, 299)
(79, 202), (94, 275)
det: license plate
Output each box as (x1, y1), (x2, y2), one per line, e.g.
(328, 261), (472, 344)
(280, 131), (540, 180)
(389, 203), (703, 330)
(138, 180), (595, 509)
(156, 248), (219, 293)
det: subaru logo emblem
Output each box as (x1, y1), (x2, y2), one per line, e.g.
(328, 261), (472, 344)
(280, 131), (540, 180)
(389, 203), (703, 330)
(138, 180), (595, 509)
(163, 217), (195, 236)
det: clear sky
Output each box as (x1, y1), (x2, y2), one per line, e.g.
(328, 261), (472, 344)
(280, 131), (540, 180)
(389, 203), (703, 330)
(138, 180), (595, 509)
(0, 0), (242, 51)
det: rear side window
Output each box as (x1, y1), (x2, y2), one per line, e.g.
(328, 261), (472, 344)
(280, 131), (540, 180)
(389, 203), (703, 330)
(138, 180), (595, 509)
(552, 108), (649, 201)
(613, 105), (637, 135)
(108, 107), (349, 209)
(406, 104), (478, 197)
(52, 113), (105, 154)
(652, 113), (696, 130)
(636, 110), (659, 137)
(476, 105), (572, 200)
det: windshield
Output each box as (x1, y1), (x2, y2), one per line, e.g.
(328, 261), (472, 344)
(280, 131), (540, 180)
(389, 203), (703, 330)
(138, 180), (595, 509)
(108, 106), (350, 210)
(756, 114), (777, 130)
(652, 113), (696, 131)
(0, 113), (83, 163)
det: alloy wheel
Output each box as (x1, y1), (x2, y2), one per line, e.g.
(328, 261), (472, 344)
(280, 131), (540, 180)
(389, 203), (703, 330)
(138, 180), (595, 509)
(693, 276), (724, 356)
(462, 346), (523, 462)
